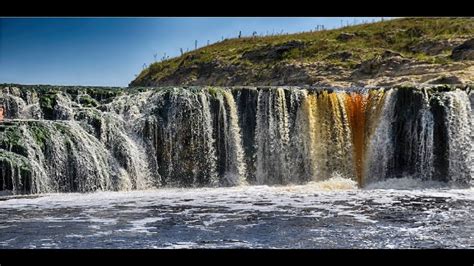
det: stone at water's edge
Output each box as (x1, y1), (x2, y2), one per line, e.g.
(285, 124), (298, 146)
(0, 85), (472, 195)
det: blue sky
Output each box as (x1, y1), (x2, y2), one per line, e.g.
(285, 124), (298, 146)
(0, 17), (388, 87)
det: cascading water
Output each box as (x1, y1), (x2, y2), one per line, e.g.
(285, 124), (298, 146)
(0, 85), (472, 195)
(219, 90), (247, 186)
(254, 88), (292, 185)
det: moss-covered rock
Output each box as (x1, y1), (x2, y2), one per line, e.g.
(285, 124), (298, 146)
(0, 150), (32, 193)
(38, 92), (58, 119)
(0, 124), (28, 157)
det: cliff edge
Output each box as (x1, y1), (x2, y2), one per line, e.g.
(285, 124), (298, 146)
(130, 18), (474, 88)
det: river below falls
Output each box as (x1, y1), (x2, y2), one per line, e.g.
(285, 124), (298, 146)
(0, 178), (472, 249)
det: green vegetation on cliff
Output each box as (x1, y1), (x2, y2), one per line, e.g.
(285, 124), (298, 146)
(131, 18), (474, 87)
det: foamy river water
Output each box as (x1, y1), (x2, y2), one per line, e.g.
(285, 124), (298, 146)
(0, 178), (472, 249)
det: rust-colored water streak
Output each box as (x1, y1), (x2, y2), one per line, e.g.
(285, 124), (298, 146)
(345, 92), (368, 186)
(302, 89), (387, 186)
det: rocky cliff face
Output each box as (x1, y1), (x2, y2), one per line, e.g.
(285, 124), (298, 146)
(0, 85), (472, 195)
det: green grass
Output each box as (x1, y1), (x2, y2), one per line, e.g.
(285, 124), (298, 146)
(131, 17), (474, 86)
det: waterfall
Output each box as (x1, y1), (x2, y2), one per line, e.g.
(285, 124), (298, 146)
(364, 89), (395, 183)
(443, 90), (473, 184)
(254, 88), (292, 185)
(198, 91), (219, 186)
(301, 90), (355, 181)
(0, 85), (472, 195)
(220, 90), (247, 186)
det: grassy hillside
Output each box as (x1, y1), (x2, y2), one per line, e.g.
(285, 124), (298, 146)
(130, 17), (474, 87)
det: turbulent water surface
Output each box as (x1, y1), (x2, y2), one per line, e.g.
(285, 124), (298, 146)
(0, 178), (472, 249)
